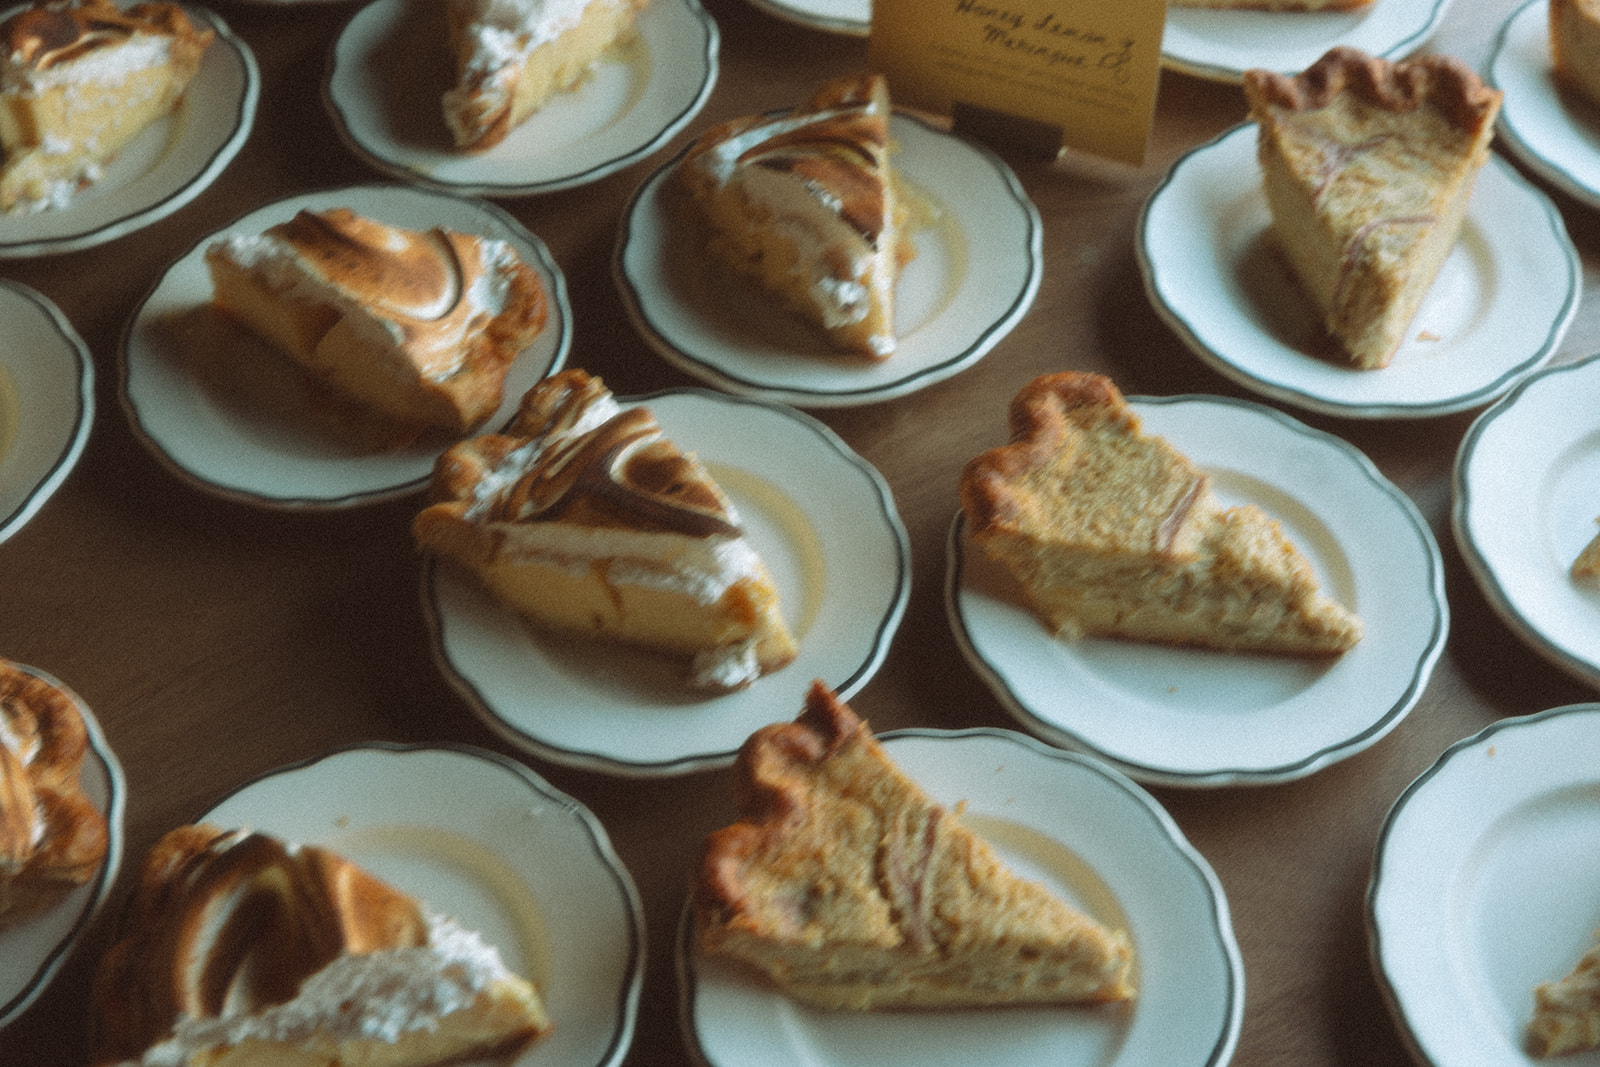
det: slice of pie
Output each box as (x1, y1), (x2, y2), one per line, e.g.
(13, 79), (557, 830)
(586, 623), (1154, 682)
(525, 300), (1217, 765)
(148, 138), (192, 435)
(0, 658), (109, 927)
(92, 824), (551, 1067)
(1574, 519), (1600, 583)
(0, 0), (213, 213)
(442, 0), (650, 152)
(413, 368), (798, 690)
(1242, 47), (1502, 369)
(1552, 0), (1600, 111)
(675, 72), (914, 361)
(204, 208), (549, 437)
(694, 681), (1136, 1010)
(1529, 931), (1600, 1057)
(959, 372), (1363, 655)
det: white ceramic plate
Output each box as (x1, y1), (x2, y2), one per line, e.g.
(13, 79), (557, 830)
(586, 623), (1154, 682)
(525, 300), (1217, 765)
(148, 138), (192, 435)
(1452, 353), (1600, 689)
(741, 0), (867, 36)
(1162, 0), (1451, 83)
(680, 728), (1244, 1066)
(0, 662), (125, 1028)
(0, 283), (93, 545)
(0, 3), (257, 259)
(198, 744), (643, 1066)
(119, 183), (571, 508)
(423, 387), (910, 776)
(1490, 0), (1600, 214)
(947, 392), (1447, 788)
(1138, 124), (1578, 419)
(325, 0), (718, 197)
(615, 114), (1041, 408)
(1369, 703), (1600, 1066)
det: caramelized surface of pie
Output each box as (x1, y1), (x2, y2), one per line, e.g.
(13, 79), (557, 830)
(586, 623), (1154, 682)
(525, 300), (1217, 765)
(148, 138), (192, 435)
(676, 72), (914, 361)
(1242, 47), (1501, 369)
(413, 368), (798, 690)
(959, 372), (1363, 655)
(204, 208), (548, 437)
(92, 824), (550, 1067)
(442, 0), (650, 152)
(0, 658), (108, 927)
(695, 681), (1136, 1010)
(0, 0), (213, 213)
(1552, 0), (1600, 111)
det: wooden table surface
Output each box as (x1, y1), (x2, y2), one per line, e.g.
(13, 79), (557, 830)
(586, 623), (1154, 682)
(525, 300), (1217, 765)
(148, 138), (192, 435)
(3, 0), (1595, 1063)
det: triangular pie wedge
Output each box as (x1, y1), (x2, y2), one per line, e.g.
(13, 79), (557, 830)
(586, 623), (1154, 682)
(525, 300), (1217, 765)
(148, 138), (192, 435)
(0, 0), (213, 213)
(675, 72), (914, 361)
(1553, 0), (1600, 112)
(1529, 931), (1600, 1057)
(959, 372), (1363, 655)
(694, 681), (1136, 1011)
(414, 368), (798, 691)
(441, 0), (650, 151)
(1242, 47), (1501, 369)
(92, 824), (550, 1067)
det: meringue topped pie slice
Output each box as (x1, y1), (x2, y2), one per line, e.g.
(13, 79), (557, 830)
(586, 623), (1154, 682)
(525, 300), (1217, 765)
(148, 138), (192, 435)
(442, 0), (651, 152)
(0, 0), (214, 213)
(92, 824), (550, 1067)
(1242, 47), (1502, 369)
(959, 372), (1363, 655)
(676, 72), (914, 361)
(204, 207), (548, 437)
(0, 658), (109, 927)
(695, 681), (1136, 1010)
(413, 368), (798, 691)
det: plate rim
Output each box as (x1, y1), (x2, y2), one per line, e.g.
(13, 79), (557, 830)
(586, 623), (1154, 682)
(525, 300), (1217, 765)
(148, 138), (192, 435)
(322, 0), (721, 197)
(420, 384), (912, 776)
(0, 662), (126, 1028)
(0, 2), (260, 259)
(740, 0), (868, 36)
(1366, 701), (1600, 1067)
(1488, 0), (1600, 213)
(1160, 0), (1454, 84)
(195, 739), (647, 1067)
(115, 181), (573, 510)
(1137, 122), (1580, 420)
(675, 725), (1245, 1067)
(0, 281), (94, 546)
(612, 110), (1043, 409)
(946, 389), (1448, 788)
(1451, 351), (1600, 690)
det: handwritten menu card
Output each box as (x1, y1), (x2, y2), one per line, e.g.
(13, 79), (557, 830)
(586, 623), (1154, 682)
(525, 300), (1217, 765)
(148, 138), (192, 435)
(869, 0), (1168, 165)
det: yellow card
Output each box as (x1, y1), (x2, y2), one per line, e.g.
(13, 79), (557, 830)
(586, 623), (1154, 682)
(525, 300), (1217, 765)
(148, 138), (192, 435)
(868, 0), (1168, 165)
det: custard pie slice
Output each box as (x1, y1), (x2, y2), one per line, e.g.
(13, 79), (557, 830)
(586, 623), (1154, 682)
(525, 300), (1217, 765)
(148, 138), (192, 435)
(413, 368), (798, 691)
(1552, 0), (1600, 111)
(960, 372), (1363, 655)
(676, 72), (914, 361)
(0, 0), (213, 213)
(204, 208), (549, 436)
(1529, 930), (1600, 1057)
(695, 681), (1136, 1010)
(0, 658), (108, 927)
(92, 824), (551, 1067)
(442, 0), (650, 152)
(1242, 47), (1502, 369)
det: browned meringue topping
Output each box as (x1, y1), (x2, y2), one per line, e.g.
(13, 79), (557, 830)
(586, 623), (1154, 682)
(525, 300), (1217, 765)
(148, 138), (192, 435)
(3, 0), (190, 72)
(0, 658), (107, 924)
(453, 369), (742, 539)
(94, 824), (429, 1059)
(268, 209), (469, 326)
